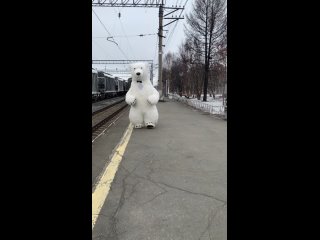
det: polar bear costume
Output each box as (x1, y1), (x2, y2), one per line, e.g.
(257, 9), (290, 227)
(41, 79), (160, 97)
(125, 62), (159, 128)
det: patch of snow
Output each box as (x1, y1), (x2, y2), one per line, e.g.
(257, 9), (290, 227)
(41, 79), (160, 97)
(170, 93), (226, 115)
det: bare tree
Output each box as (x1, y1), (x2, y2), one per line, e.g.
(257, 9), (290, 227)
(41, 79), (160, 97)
(164, 52), (174, 95)
(184, 36), (205, 99)
(208, 62), (226, 95)
(185, 0), (227, 101)
(181, 38), (203, 99)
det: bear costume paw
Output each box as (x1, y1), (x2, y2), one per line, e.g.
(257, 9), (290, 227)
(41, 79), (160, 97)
(134, 124), (143, 128)
(126, 95), (136, 106)
(129, 99), (136, 106)
(146, 122), (155, 129)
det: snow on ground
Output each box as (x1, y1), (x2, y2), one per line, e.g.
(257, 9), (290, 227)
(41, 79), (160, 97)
(170, 94), (226, 115)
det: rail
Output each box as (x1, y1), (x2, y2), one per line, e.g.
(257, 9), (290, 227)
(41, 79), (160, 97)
(92, 99), (128, 133)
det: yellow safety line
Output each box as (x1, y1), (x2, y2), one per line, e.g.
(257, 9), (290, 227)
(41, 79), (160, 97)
(92, 123), (133, 229)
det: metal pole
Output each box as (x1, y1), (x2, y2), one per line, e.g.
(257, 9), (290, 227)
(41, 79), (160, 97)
(150, 63), (153, 85)
(158, 1), (164, 99)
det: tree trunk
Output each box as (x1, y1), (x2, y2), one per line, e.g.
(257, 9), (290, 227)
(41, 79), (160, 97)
(203, 63), (209, 102)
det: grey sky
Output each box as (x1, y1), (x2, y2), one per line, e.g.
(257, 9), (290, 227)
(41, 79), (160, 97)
(92, 0), (193, 85)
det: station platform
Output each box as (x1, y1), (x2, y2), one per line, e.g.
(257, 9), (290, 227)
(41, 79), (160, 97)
(92, 99), (227, 240)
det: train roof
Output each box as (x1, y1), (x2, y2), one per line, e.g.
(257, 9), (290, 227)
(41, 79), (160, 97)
(96, 70), (116, 78)
(103, 72), (114, 78)
(115, 77), (125, 81)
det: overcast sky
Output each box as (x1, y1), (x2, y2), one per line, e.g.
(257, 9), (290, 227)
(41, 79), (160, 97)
(92, 0), (193, 85)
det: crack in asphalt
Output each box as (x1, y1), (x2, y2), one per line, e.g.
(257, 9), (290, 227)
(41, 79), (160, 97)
(198, 203), (227, 240)
(94, 151), (226, 240)
(157, 181), (227, 204)
(141, 190), (168, 205)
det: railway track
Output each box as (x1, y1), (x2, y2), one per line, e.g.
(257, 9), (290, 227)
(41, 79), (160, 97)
(92, 97), (125, 115)
(92, 98), (128, 136)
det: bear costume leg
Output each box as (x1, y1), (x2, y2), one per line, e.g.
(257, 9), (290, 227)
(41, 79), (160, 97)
(129, 108), (143, 128)
(144, 107), (159, 128)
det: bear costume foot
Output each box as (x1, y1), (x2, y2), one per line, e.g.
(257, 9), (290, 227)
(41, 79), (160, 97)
(146, 122), (155, 129)
(134, 124), (143, 129)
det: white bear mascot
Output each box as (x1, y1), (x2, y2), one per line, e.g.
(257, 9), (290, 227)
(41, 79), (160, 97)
(125, 62), (159, 128)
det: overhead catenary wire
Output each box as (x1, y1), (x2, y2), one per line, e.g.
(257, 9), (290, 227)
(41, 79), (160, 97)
(110, 7), (136, 59)
(165, 0), (188, 45)
(92, 8), (112, 37)
(92, 39), (109, 59)
(164, 0), (190, 52)
(93, 4), (185, 66)
(92, 8), (129, 60)
(119, 18), (136, 59)
(162, 0), (184, 48)
(93, 33), (158, 38)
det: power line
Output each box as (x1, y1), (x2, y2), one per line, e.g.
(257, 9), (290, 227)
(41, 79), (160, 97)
(110, 7), (136, 59)
(92, 39), (109, 58)
(165, 1), (187, 43)
(93, 33), (158, 38)
(92, 8), (129, 60)
(163, 1), (183, 38)
(164, 0), (189, 50)
(118, 17), (136, 59)
(116, 44), (130, 60)
(162, 0), (188, 49)
(92, 8), (112, 37)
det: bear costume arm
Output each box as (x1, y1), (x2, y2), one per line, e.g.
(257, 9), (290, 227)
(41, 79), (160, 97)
(125, 90), (136, 106)
(147, 89), (160, 105)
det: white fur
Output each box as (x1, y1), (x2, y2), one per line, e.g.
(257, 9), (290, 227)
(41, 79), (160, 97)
(125, 62), (159, 128)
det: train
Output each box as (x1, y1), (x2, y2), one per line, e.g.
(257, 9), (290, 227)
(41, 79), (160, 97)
(92, 68), (132, 101)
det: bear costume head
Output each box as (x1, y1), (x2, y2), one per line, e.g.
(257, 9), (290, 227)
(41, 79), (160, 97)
(131, 62), (150, 84)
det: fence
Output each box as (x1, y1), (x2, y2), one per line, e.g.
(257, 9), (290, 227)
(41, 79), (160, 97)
(169, 94), (226, 118)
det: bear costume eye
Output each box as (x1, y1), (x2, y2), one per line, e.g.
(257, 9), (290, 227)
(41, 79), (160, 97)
(134, 68), (136, 70)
